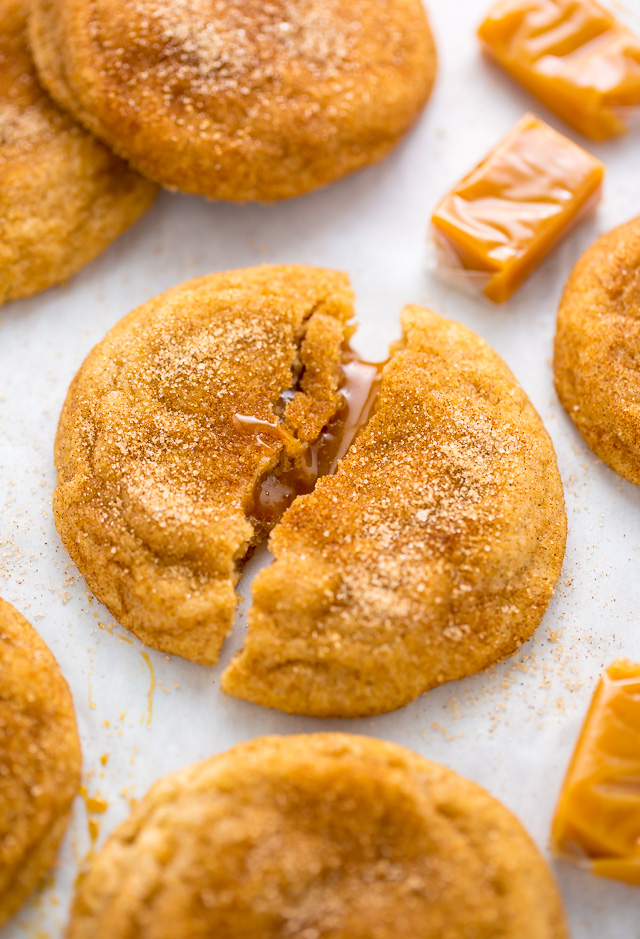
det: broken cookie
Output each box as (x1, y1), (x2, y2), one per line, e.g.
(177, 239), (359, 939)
(54, 267), (567, 715)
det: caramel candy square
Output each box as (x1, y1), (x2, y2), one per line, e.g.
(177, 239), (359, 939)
(431, 114), (604, 303)
(479, 0), (640, 141)
(552, 659), (640, 887)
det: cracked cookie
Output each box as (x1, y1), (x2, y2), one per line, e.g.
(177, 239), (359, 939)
(55, 269), (566, 711)
(53, 265), (355, 665)
(0, 597), (81, 927)
(28, 0), (437, 202)
(554, 216), (640, 488)
(0, 0), (156, 307)
(223, 306), (567, 717)
(65, 734), (568, 939)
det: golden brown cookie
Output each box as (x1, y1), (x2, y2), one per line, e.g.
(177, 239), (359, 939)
(29, 0), (437, 202)
(0, 597), (81, 927)
(65, 734), (568, 939)
(0, 0), (156, 307)
(223, 307), (567, 717)
(53, 265), (354, 665)
(55, 270), (566, 708)
(554, 216), (640, 487)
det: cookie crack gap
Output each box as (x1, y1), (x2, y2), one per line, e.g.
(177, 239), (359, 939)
(237, 340), (386, 545)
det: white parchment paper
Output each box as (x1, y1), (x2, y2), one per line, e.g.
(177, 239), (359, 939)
(2, 1), (640, 935)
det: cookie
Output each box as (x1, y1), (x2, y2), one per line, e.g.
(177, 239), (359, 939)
(29, 0), (437, 202)
(0, 0), (156, 307)
(55, 270), (566, 707)
(223, 306), (567, 716)
(554, 215), (640, 487)
(0, 597), (81, 927)
(65, 734), (568, 939)
(53, 266), (354, 665)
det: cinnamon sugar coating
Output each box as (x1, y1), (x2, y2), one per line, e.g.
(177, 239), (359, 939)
(65, 734), (568, 939)
(223, 308), (567, 717)
(0, 0), (155, 307)
(554, 216), (640, 487)
(53, 266), (353, 664)
(0, 598), (81, 927)
(28, 0), (437, 202)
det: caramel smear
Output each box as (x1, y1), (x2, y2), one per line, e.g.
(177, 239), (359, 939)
(331, 351), (385, 471)
(79, 786), (108, 821)
(141, 652), (156, 728)
(78, 785), (109, 873)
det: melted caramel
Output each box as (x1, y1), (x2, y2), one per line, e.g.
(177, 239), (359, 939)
(239, 351), (385, 526)
(551, 659), (640, 886)
(431, 114), (604, 303)
(479, 0), (640, 141)
(330, 353), (383, 471)
(233, 414), (298, 450)
(141, 651), (156, 728)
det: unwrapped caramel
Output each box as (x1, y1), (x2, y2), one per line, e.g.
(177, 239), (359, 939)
(479, 0), (640, 140)
(552, 660), (640, 887)
(431, 114), (604, 303)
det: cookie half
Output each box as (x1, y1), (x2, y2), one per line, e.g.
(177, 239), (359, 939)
(65, 734), (568, 939)
(29, 0), (437, 201)
(223, 306), (567, 716)
(554, 215), (640, 487)
(0, 597), (81, 927)
(53, 266), (354, 665)
(0, 0), (156, 307)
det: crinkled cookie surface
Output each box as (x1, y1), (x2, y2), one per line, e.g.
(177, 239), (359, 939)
(554, 215), (640, 488)
(29, 0), (437, 201)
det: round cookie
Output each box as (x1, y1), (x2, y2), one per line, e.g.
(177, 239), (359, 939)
(53, 265), (355, 665)
(67, 734), (567, 938)
(65, 734), (568, 939)
(0, 597), (81, 927)
(29, 0), (437, 202)
(0, 0), (156, 307)
(554, 216), (640, 487)
(223, 306), (567, 717)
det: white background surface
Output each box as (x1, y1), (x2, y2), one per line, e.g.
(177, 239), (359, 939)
(2, 0), (640, 935)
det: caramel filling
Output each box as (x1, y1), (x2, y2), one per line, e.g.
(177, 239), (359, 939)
(233, 414), (299, 451)
(236, 350), (384, 528)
